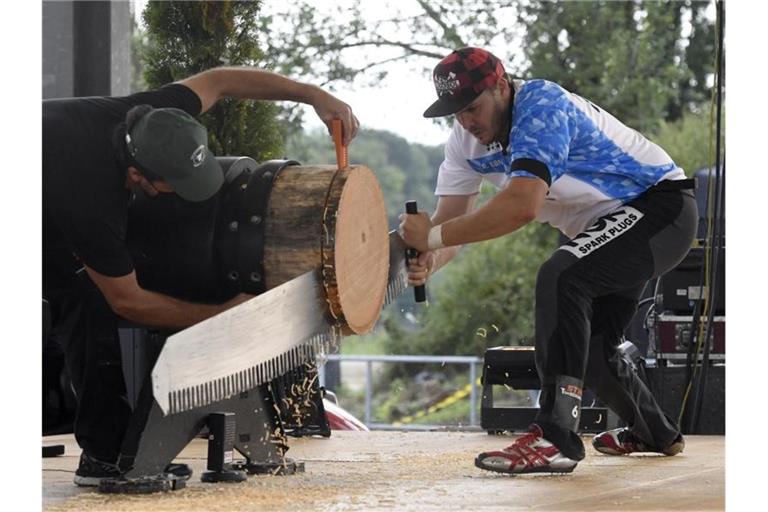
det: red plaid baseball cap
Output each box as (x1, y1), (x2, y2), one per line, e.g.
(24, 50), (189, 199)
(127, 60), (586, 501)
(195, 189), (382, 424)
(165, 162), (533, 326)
(423, 47), (506, 118)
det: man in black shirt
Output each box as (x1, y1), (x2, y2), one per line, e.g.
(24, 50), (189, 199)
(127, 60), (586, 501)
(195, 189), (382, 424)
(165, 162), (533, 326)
(43, 67), (360, 486)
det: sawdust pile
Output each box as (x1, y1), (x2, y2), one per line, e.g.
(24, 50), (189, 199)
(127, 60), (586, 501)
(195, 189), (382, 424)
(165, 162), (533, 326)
(45, 451), (476, 512)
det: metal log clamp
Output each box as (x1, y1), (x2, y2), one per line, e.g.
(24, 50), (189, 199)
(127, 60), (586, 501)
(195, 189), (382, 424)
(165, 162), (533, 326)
(217, 159), (300, 296)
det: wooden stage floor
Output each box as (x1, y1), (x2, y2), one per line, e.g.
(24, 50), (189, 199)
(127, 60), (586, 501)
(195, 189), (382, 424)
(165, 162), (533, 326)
(43, 431), (724, 511)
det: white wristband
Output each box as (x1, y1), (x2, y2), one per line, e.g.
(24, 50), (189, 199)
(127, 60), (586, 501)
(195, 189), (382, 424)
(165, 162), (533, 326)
(427, 225), (445, 250)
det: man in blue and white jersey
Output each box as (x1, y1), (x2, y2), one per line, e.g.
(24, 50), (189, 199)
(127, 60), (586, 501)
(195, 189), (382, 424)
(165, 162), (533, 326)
(399, 47), (697, 475)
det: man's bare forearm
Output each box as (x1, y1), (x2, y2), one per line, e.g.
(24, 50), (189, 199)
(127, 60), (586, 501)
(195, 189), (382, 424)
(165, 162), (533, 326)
(207, 67), (323, 104)
(116, 288), (249, 329)
(431, 245), (462, 274)
(180, 67), (357, 144)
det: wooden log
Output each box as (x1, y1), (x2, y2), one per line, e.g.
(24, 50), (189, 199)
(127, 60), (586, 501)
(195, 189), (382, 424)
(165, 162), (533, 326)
(128, 162), (389, 335)
(263, 164), (389, 335)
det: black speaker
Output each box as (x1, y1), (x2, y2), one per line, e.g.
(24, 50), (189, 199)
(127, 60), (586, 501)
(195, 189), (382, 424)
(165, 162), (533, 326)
(645, 364), (725, 435)
(660, 247), (725, 314)
(694, 167), (725, 241)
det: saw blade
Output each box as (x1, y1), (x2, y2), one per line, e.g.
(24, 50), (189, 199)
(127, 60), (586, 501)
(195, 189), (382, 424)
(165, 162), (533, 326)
(152, 231), (413, 416)
(384, 229), (410, 306)
(151, 268), (334, 416)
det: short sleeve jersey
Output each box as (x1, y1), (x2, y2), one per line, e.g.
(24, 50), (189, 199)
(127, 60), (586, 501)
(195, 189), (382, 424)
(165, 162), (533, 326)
(43, 84), (202, 288)
(434, 79), (685, 239)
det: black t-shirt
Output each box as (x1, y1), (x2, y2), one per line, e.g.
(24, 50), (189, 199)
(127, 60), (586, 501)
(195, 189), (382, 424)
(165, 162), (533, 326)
(43, 84), (202, 290)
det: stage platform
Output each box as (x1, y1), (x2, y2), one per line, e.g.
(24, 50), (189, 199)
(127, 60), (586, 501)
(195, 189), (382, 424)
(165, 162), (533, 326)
(43, 431), (724, 511)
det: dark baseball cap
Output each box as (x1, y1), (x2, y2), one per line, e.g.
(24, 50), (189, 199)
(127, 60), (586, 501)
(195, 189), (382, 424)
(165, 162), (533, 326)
(423, 47), (506, 118)
(125, 107), (224, 202)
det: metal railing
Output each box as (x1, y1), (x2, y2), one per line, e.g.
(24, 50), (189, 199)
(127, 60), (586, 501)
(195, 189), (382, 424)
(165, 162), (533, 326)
(317, 354), (484, 429)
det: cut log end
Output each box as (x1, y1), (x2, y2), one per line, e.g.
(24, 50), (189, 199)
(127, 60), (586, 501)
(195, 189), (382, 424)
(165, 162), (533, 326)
(333, 166), (389, 334)
(264, 164), (389, 335)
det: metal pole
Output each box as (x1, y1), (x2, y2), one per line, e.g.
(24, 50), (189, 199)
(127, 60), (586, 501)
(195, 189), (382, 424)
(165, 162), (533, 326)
(469, 362), (478, 426)
(365, 361), (373, 425)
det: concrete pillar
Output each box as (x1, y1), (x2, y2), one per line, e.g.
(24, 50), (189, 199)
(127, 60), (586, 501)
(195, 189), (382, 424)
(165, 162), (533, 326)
(42, 0), (132, 99)
(42, 1), (75, 99)
(111, 1), (133, 96)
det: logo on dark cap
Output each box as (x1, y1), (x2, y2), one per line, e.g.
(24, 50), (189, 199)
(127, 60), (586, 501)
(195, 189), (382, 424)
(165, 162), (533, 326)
(190, 145), (206, 167)
(435, 71), (461, 97)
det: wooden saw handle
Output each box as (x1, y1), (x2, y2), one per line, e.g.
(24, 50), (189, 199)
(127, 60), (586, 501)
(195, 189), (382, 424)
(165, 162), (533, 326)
(332, 119), (349, 169)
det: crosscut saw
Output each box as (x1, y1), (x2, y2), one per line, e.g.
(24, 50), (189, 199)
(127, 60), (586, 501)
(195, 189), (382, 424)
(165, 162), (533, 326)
(151, 229), (410, 415)
(152, 120), (411, 415)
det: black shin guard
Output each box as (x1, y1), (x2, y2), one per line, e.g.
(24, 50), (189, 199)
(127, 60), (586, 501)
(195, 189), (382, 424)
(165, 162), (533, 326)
(535, 375), (586, 461)
(551, 375), (584, 432)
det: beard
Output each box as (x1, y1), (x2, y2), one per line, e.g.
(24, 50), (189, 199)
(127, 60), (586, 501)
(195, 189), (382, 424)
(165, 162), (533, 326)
(489, 93), (510, 147)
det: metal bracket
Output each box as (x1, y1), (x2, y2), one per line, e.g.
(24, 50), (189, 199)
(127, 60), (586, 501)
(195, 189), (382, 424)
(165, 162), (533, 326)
(201, 412), (247, 483)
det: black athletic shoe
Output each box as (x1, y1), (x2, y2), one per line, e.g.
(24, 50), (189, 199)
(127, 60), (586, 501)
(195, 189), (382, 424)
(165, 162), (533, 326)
(165, 463), (193, 480)
(74, 453), (193, 486)
(73, 453), (122, 487)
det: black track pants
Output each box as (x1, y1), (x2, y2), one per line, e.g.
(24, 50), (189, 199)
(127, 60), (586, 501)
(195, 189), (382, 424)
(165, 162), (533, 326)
(533, 187), (697, 460)
(45, 277), (132, 463)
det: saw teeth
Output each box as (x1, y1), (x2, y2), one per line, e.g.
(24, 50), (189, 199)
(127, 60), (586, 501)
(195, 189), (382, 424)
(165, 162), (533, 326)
(163, 334), (330, 413)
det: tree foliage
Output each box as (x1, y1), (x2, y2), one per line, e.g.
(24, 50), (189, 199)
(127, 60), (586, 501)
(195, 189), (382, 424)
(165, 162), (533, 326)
(255, 1), (525, 131)
(651, 107), (721, 176)
(141, 1), (284, 161)
(519, 0), (715, 133)
(258, 1), (525, 85)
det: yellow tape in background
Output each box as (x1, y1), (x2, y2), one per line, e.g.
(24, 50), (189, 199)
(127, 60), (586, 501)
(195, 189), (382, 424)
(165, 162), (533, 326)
(393, 377), (482, 426)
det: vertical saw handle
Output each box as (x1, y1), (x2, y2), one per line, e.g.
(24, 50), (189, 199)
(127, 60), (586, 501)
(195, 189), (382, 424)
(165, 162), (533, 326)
(332, 119), (349, 169)
(405, 200), (427, 303)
